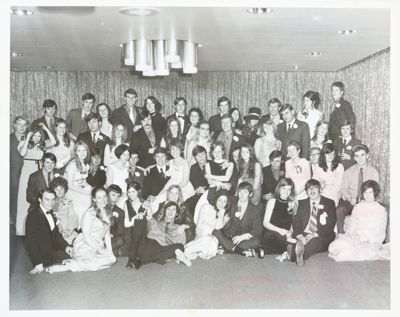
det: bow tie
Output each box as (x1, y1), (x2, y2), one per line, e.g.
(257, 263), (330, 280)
(45, 210), (54, 215)
(177, 115), (185, 119)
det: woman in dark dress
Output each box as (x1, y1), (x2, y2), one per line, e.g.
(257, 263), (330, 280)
(261, 177), (298, 254)
(144, 96), (167, 136)
(160, 116), (186, 152)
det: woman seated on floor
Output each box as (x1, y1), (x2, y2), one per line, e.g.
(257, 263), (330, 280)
(328, 180), (389, 262)
(46, 186), (116, 273)
(260, 177), (298, 255)
(124, 181), (192, 269)
(184, 189), (230, 260)
(49, 177), (80, 245)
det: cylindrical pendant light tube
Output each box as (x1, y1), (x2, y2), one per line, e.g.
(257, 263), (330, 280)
(124, 40), (135, 66)
(165, 39), (182, 63)
(135, 39), (152, 71)
(183, 41), (198, 74)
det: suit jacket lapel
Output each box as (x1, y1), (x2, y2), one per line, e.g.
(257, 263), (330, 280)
(303, 198), (311, 230)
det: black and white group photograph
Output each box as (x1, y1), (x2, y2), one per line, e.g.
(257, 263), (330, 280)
(5, 0), (398, 313)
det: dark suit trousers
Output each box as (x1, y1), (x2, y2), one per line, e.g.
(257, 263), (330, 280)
(212, 229), (260, 252)
(50, 250), (70, 265)
(111, 236), (125, 256)
(260, 229), (289, 254)
(336, 200), (354, 234)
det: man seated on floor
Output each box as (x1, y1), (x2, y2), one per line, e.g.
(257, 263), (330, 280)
(212, 182), (262, 256)
(25, 189), (72, 274)
(107, 184), (125, 257)
(287, 179), (336, 266)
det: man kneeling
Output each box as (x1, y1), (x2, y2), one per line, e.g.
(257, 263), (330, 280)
(212, 182), (262, 256)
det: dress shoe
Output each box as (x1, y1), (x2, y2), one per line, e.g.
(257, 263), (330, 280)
(257, 246), (265, 259)
(233, 246), (246, 256)
(126, 258), (141, 270)
(287, 244), (295, 262)
(295, 241), (305, 266)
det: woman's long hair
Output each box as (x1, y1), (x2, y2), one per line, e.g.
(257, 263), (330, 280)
(165, 117), (184, 149)
(238, 144), (257, 179)
(318, 143), (340, 172)
(91, 186), (112, 223)
(53, 118), (71, 147)
(27, 126), (46, 150)
(110, 123), (128, 147)
(274, 177), (298, 215)
(311, 121), (330, 143)
(157, 201), (180, 224)
(72, 141), (91, 172)
(167, 184), (184, 205)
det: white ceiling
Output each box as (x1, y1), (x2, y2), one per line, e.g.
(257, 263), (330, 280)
(10, 6), (390, 72)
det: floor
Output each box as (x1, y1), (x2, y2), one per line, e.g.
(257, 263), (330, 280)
(9, 236), (390, 310)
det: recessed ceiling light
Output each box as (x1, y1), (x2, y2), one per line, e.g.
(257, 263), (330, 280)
(11, 52), (23, 57)
(308, 52), (322, 56)
(337, 29), (357, 35)
(198, 44), (203, 48)
(292, 65), (302, 70)
(42, 66), (54, 69)
(11, 9), (33, 16)
(119, 7), (159, 16)
(247, 8), (273, 14)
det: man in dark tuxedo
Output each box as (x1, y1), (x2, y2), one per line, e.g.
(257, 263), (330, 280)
(209, 96), (231, 138)
(125, 149), (145, 187)
(143, 147), (170, 200)
(277, 103), (310, 158)
(333, 120), (361, 170)
(167, 97), (191, 136)
(107, 185), (126, 257)
(86, 148), (106, 188)
(130, 109), (163, 168)
(262, 150), (285, 202)
(261, 97), (283, 127)
(287, 179), (336, 266)
(10, 116), (28, 228)
(186, 145), (210, 214)
(31, 99), (60, 139)
(212, 182), (263, 255)
(111, 88), (142, 140)
(66, 92), (95, 141)
(77, 112), (111, 158)
(25, 189), (72, 274)
(26, 152), (57, 212)
(216, 113), (245, 161)
(329, 81), (356, 141)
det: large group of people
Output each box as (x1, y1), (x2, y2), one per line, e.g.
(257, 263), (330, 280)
(9, 82), (390, 275)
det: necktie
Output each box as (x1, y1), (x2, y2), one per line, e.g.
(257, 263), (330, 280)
(165, 222), (173, 245)
(357, 167), (364, 202)
(309, 202), (318, 233)
(287, 124), (291, 132)
(92, 133), (96, 143)
(129, 107), (135, 123)
(47, 172), (52, 187)
(49, 118), (54, 133)
(159, 167), (165, 178)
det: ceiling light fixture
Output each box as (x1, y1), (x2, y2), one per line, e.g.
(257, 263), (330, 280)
(42, 66), (54, 69)
(337, 29), (357, 35)
(292, 65), (302, 70)
(121, 39), (199, 76)
(118, 7), (159, 16)
(11, 52), (23, 57)
(10, 9), (33, 16)
(247, 8), (273, 14)
(308, 52), (322, 56)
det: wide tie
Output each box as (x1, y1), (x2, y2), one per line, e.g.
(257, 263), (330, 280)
(47, 172), (52, 187)
(357, 167), (364, 202)
(287, 124), (291, 132)
(309, 202), (318, 234)
(165, 222), (173, 245)
(92, 133), (96, 143)
(129, 107), (135, 123)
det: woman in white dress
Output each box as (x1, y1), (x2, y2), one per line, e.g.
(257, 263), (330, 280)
(329, 180), (388, 261)
(106, 144), (130, 208)
(46, 187), (116, 273)
(96, 103), (113, 138)
(184, 190), (230, 260)
(46, 118), (74, 171)
(285, 141), (311, 201)
(297, 91), (323, 137)
(151, 140), (195, 211)
(185, 121), (212, 164)
(254, 117), (281, 167)
(64, 141), (92, 223)
(310, 121), (332, 150)
(16, 125), (56, 236)
(312, 143), (344, 206)
(103, 123), (129, 167)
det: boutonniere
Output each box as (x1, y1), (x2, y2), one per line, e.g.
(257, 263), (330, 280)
(234, 211), (242, 219)
(295, 165), (302, 174)
(99, 165), (105, 171)
(335, 103), (341, 108)
(287, 201), (295, 212)
(233, 136), (239, 142)
(319, 212), (327, 225)
(97, 135), (103, 141)
(135, 171), (140, 177)
(346, 145), (352, 150)
(165, 169), (171, 177)
(56, 220), (60, 225)
(292, 124), (298, 129)
(54, 173), (60, 178)
(317, 204), (324, 210)
(112, 212), (119, 218)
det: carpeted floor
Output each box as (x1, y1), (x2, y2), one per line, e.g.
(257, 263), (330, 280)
(9, 236), (390, 310)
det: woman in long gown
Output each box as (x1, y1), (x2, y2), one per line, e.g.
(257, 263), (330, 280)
(151, 140), (195, 211)
(184, 190), (230, 260)
(46, 118), (74, 172)
(328, 180), (388, 261)
(184, 107), (203, 161)
(236, 144), (263, 206)
(106, 144), (130, 207)
(260, 178), (298, 254)
(47, 187), (116, 272)
(96, 103), (113, 138)
(64, 141), (92, 223)
(144, 96), (167, 136)
(160, 117), (186, 153)
(296, 90), (323, 137)
(254, 118), (281, 167)
(103, 123), (129, 167)
(312, 143), (344, 206)
(16, 125), (55, 236)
